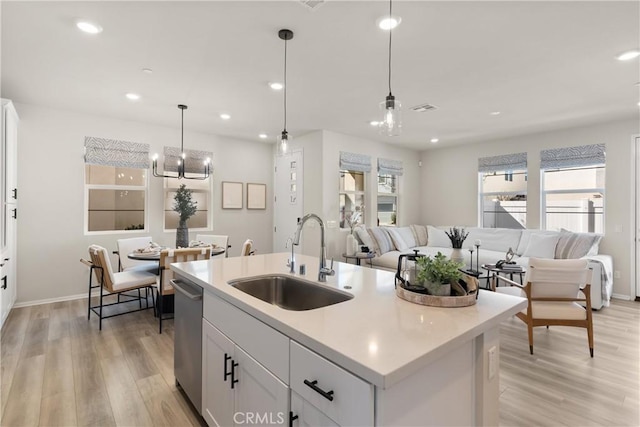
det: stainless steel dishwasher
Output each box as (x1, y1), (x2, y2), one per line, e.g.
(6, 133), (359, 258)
(171, 278), (203, 414)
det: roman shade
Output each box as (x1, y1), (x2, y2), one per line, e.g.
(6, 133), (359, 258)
(340, 151), (371, 172)
(378, 158), (404, 176)
(84, 136), (150, 169)
(478, 152), (527, 173)
(163, 146), (213, 174)
(540, 144), (605, 170)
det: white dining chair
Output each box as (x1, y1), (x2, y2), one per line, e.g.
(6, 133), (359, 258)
(116, 236), (158, 273)
(195, 234), (230, 258)
(240, 239), (255, 256)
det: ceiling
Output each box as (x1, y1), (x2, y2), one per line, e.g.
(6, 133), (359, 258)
(2, 1), (639, 151)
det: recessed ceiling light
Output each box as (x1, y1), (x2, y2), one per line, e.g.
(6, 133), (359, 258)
(269, 82), (284, 90)
(259, 133), (268, 139)
(637, 101), (640, 107)
(430, 138), (439, 143)
(490, 111), (501, 116)
(369, 120), (380, 126)
(142, 68), (153, 74)
(377, 16), (401, 30)
(125, 93), (141, 101)
(220, 113), (231, 120)
(616, 50), (640, 61)
(76, 20), (103, 34)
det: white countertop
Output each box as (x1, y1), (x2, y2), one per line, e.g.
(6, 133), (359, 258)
(171, 253), (526, 389)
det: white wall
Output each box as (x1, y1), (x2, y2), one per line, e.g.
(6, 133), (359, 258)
(15, 103), (273, 304)
(420, 118), (638, 298)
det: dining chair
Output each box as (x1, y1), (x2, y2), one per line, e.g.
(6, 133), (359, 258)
(240, 239), (255, 256)
(495, 258), (594, 357)
(81, 244), (157, 330)
(157, 247), (211, 333)
(195, 234), (231, 258)
(116, 236), (157, 273)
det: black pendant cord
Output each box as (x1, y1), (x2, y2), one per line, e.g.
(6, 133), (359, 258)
(388, 0), (393, 96)
(283, 36), (288, 134)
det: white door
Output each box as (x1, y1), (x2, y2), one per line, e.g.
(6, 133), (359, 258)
(291, 391), (339, 427)
(202, 319), (235, 427)
(234, 347), (289, 427)
(274, 150), (303, 253)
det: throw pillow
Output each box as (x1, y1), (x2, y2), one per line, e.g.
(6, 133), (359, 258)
(386, 228), (409, 251)
(367, 227), (395, 256)
(426, 225), (452, 248)
(522, 233), (560, 259)
(355, 226), (373, 250)
(555, 231), (603, 259)
(410, 224), (428, 246)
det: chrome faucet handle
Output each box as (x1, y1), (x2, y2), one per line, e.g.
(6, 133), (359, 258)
(286, 237), (295, 273)
(320, 258), (335, 276)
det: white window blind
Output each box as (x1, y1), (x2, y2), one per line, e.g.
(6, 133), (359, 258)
(378, 158), (404, 176)
(339, 151), (371, 172)
(478, 152), (527, 173)
(163, 146), (213, 174)
(540, 144), (605, 169)
(84, 136), (150, 169)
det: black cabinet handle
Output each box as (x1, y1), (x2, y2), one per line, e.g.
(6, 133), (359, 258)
(223, 353), (232, 382)
(231, 361), (239, 389)
(1, 276), (7, 290)
(289, 412), (298, 427)
(303, 379), (334, 401)
(12, 188), (17, 200)
(0, 258), (8, 267)
(11, 208), (17, 219)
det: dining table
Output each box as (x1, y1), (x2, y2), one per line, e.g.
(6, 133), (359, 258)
(127, 246), (226, 261)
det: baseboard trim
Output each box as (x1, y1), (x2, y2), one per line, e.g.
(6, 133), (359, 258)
(611, 293), (632, 301)
(14, 291), (108, 308)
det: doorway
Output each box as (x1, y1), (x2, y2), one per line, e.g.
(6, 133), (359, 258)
(274, 150), (303, 253)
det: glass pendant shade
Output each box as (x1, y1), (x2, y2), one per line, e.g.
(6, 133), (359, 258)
(278, 130), (289, 155)
(379, 95), (402, 136)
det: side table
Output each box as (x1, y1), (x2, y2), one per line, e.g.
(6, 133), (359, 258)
(342, 252), (375, 267)
(481, 264), (526, 291)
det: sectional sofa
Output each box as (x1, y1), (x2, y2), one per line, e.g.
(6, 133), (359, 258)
(354, 225), (612, 309)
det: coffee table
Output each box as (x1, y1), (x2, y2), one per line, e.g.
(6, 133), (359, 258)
(342, 252), (375, 267)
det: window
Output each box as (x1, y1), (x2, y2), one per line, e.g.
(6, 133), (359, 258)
(84, 137), (149, 233)
(377, 158), (403, 227)
(541, 144), (605, 233)
(339, 170), (365, 229)
(478, 153), (527, 229)
(164, 177), (211, 230)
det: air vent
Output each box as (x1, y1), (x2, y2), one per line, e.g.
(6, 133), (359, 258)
(411, 103), (438, 112)
(298, 0), (325, 11)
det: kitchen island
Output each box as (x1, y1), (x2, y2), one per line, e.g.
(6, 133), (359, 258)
(171, 252), (526, 426)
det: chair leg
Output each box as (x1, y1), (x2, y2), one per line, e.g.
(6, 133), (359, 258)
(158, 291), (163, 334)
(527, 323), (534, 355)
(87, 269), (93, 320)
(99, 280), (104, 331)
(138, 288), (142, 310)
(587, 324), (594, 358)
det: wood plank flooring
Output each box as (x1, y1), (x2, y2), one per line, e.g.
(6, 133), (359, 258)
(1, 297), (638, 426)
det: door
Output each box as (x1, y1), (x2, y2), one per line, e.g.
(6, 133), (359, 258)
(274, 150), (303, 253)
(234, 347), (289, 427)
(290, 391), (339, 427)
(636, 136), (640, 299)
(202, 319), (235, 427)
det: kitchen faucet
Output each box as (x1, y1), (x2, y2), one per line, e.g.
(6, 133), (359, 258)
(285, 237), (295, 274)
(293, 213), (334, 282)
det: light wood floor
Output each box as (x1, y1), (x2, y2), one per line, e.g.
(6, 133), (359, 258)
(1, 297), (638, 426)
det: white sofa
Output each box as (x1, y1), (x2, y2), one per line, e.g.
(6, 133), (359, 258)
(356, 225), (612, 309)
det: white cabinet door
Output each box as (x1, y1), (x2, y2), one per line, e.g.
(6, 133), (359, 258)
(202, 319), (235, 427)
(234, 346), (289, 427)
(291, 391), (339, 427)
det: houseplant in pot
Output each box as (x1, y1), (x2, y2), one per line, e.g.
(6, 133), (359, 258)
(415, 252), (463, 296)
(174, 184), (198, 248)
(445, 227), (469, 263)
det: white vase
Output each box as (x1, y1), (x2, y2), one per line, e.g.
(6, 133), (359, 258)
(346, 234), (357, 256)
(451, 248), (464, 264)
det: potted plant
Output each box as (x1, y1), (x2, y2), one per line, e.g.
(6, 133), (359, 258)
(415, 252), (463, 296)
(445, 227), (469, 263)
(174, 184), (198, 248)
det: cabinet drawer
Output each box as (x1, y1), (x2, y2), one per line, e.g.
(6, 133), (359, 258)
(203, 291), (289, 384)
(290, 341), (373, 426)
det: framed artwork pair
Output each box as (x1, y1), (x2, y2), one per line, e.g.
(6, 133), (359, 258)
(222, 181), (266, 210)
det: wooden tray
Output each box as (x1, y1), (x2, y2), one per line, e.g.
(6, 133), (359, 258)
(396, 285), (477, 308)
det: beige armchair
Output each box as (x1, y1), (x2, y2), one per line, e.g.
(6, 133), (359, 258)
(496, 258), (594, 357)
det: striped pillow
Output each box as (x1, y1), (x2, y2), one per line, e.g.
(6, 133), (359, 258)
(367, 227), (395, 255)
(410, 224), (428, 246)
(555, 231), (602, 259)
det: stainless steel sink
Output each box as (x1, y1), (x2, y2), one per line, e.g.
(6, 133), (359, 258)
(228, 274), (353, 311)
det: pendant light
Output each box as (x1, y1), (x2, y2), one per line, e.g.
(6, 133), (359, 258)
(152, 104), (211, 180)
(379, 0), (401, 136)
(278, 29), (294, 155)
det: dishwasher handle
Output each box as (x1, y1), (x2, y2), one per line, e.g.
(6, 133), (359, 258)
(170, 279), (203, 301)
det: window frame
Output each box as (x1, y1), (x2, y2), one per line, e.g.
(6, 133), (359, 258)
(377, 172), (398, 227)
(540, 165), (605, 233)
(162, 177), (213, 232)
(339, 169), (366, 229)
(84, 166), (149, 235)
(478, 170), (528, 229)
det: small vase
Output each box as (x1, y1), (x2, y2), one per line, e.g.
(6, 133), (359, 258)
(426, 281), (451, 296)
(450, 248), (464, 264)
(346, 233), (357, 256)
(176, 219), (189, 248)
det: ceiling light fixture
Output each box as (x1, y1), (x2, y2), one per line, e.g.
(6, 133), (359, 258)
(430, 138), (439, 143)
(369, 120), (380, 126)
(377, 16), (401, 30)
(76, 20), (103, 34)
(616, 50), (640, 61)
(220, 113), (231, 120)
(490, 111), (501, 116)
(125, 93), (141, 101)
(278, 29), (294, 155)
(152, 105), (210, 180)
(269, 82), (284, 90)
(142, 68), (153, 74)
(379, 0), (401, 136)
(259, 133), (268, 139)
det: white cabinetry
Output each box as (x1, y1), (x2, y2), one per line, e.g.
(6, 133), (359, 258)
(1, 99), (18, 329)
(291, 391), (338, 427)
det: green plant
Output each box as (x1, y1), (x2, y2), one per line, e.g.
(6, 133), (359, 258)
(124, 223), (144, 230)
(445, 227), (469, 249)
(416, 252), (463, 285)
(173, 184), (198, 222)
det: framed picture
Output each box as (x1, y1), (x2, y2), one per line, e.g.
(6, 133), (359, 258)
(222, 181), (243, 209)
(247, 183), (267, 210)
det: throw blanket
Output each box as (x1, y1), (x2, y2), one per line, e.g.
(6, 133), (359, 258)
(586, 255), (613, 307)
